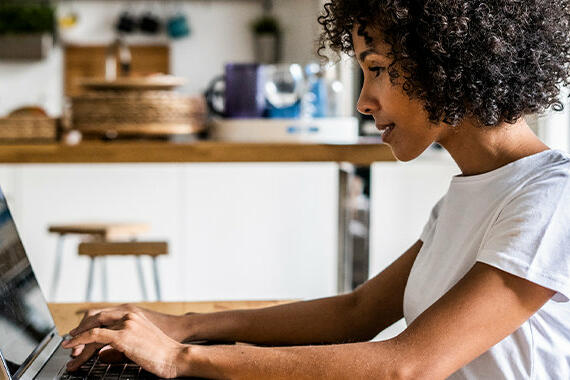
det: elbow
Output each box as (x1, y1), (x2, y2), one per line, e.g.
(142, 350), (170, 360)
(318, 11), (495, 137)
(366, 357), (423, 380)
(391, 362), (420, 380)
(393, 355), (443, 380)
(382, 360), (431, 380)
(378, 338), (437, 380)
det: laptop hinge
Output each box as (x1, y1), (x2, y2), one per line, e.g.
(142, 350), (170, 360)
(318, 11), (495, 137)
(16, 329), (62, 380)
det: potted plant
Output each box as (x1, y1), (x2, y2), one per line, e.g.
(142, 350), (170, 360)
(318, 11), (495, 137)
(0, 2), (55, 60)
(251, 15), (281, 64)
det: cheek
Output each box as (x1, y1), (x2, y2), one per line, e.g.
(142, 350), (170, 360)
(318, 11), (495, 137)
(394, 96), (429, 127)
(378, 81), (414, 113)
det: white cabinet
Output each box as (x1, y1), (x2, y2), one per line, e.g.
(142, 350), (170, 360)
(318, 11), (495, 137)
(0, 163), (338, 303)
(370, 155), (459, 275)
(180, 163), (338, 301)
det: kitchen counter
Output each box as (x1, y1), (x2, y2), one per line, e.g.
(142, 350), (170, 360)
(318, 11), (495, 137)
(0, 139), (394, 165)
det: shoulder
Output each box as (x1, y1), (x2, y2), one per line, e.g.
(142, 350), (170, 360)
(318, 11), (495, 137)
(478, 151), (570, 301)
(507, 150), (569, 207)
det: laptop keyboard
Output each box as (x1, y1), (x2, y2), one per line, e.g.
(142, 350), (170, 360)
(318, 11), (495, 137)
(60, 355), (157, 380)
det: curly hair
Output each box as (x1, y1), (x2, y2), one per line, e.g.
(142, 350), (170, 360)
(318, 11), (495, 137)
(318, 0), (570, 126)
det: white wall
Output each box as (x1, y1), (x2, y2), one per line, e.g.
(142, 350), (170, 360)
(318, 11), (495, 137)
(536, 88), (570, 152)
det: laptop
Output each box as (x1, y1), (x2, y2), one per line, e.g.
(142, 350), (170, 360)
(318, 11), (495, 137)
(0, 188), (194, 380)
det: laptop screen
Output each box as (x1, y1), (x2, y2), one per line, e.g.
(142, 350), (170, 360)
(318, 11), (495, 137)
(0, 190), (55, 378)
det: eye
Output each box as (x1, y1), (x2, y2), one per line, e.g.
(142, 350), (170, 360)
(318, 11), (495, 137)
(369, 66), (385, 77)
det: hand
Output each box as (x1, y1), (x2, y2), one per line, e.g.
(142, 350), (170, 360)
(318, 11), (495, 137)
(70, 304), (188, 340)
(66, 304), (189, 368)
(63, 311), (188, 379)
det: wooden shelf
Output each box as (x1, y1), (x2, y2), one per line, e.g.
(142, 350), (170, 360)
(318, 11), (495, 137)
(0, 140), (394, 165)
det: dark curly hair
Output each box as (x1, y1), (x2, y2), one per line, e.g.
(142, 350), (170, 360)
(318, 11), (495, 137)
(318, 0), (570, 126)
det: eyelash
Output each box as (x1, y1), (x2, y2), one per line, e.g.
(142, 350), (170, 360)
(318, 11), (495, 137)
(369, 66), (384, 77)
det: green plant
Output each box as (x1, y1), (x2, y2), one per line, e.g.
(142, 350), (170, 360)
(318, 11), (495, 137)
(0, 3), (55, 35)
(251, 15), (280, 35)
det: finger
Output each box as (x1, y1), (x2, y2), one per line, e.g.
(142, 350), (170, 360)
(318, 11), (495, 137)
(71, 309), (115, 335)
(63, 328), (118, 348)
(71, 306), (126, 335)
(99, 347), (126, 363)
(66, 343), (105, 372)
(71, 311), (128, 336)
(70, 308), (103, 335)
(71, 345), (85, 357)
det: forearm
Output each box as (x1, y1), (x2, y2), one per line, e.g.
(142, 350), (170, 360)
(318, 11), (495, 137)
(182, 293), (377, 346)
(178, 340), (410, 380)
(178, 241), (423, 346)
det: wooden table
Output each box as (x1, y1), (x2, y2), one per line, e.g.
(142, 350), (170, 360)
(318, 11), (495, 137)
(48, 301), (293, 334)
(3, 140), (394, 293)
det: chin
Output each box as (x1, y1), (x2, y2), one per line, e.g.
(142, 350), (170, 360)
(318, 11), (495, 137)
(387, 143), (429, 162)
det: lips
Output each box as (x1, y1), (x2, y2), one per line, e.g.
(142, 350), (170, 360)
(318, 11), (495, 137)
(376, 123), (395, 137)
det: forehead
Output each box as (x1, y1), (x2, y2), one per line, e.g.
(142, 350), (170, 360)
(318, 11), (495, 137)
(351, 25), (390, 60)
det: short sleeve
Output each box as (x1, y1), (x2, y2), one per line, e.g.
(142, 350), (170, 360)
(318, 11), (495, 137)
(420, 196), (446, 243)
(477, 168), (570, 302)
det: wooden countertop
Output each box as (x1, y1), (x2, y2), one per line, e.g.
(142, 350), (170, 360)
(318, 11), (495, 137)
(0, 140), (394, 165)
(48, 300), (293, 334)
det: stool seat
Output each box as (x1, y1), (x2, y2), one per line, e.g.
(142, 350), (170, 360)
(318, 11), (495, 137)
(47, 222), (152, 301)
(78, 241), (168, 302)
(48, 223), (150, 240)
(79, 241), (168, 257)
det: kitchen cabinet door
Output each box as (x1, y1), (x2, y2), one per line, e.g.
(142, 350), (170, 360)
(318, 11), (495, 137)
(180, 163), (338, 301)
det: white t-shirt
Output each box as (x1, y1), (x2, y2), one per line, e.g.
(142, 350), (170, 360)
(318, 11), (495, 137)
(403, 149), (570, 379)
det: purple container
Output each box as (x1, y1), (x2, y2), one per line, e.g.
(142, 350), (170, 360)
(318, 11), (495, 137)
(205, 63), (266, 118)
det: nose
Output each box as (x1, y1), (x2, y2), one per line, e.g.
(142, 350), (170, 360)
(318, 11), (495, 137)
(356, 83), (379, 116)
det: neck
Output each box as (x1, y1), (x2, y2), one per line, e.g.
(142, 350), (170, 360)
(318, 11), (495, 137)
(438, 118), (550, 176)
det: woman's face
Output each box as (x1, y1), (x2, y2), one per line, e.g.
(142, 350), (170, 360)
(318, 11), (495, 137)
(353, 28), (446, 161)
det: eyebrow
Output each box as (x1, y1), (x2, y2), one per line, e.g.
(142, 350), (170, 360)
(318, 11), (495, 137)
(358, 48), (380, 62)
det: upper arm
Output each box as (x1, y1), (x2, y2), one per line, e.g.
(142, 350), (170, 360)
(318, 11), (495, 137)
(394, 262), (556, 379)
(351, 239), (423, 337)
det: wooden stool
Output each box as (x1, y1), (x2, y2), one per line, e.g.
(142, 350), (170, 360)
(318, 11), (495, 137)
(78, 241), (168, 302)
(47, 223), (150, 300)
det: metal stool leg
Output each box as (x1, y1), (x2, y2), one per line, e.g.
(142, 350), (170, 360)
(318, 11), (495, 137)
(50, 235), (65, 300)
(101, 257), (108, 301)
(152, 257), (161, 301)
(136, 256), (148, 301)
(86, 257), (95, 301)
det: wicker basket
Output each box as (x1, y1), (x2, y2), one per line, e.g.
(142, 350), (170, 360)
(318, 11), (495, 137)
(71, 91), (206, 137)
(0, 116), (57, 142)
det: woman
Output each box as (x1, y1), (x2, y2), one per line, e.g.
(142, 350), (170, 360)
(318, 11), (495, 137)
(63, 0), (570, 378)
